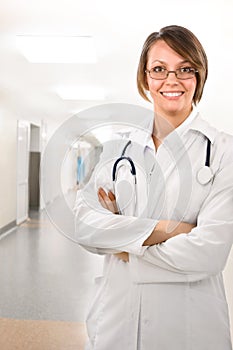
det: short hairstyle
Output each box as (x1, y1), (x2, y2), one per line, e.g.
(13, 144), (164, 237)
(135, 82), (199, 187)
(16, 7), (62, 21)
(137, 25), (208, 105)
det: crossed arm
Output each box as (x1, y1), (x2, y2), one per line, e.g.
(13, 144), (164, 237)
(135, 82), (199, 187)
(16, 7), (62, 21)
(98, 187), (195, 261)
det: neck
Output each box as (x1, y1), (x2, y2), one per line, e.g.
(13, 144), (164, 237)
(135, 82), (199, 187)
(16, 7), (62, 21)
(153, 107), (192, 141)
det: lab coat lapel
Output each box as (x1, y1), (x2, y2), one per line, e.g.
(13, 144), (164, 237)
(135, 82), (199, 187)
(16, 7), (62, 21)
(147, 130), (197, 218)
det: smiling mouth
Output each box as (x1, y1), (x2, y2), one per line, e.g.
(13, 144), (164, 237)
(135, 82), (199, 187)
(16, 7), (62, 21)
(161, 92), (184, 97)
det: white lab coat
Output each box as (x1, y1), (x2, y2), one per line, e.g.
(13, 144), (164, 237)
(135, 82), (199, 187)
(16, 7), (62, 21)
(74, 109), (233, 350)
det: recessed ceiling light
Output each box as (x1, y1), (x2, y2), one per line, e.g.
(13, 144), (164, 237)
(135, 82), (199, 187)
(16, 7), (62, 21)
(16, 35), (97, 63)
(55, 86), (106, 100)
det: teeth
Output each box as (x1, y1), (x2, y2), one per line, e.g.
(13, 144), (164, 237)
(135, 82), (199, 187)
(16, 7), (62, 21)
(162, 92), (182, 97)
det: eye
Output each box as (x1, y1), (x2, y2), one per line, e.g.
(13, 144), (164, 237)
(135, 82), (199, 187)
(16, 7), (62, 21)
(152, 66), (166, 73)
(179, 67), (194, 73)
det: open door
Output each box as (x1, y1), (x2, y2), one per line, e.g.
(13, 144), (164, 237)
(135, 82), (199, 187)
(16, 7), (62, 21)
(16, 120), (30, 224)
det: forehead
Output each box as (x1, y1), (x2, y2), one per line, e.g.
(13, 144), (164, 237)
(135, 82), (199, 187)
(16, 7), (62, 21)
(147, 40), (187, 66)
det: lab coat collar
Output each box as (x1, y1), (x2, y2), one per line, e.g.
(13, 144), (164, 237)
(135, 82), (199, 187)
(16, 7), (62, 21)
(130, 107), (198, 150)
(174, 105), (199, 136)
(172, 106), (217, 144)
(129, 106), (217, 148)
(187, 112), (217, 144)
(129, 119), (154, 147)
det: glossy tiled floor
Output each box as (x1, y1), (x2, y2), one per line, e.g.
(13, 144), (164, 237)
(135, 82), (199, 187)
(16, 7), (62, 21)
(1, 193), (233, 348)
(0, 318), (87, 350)
(0, 196), (104, 349)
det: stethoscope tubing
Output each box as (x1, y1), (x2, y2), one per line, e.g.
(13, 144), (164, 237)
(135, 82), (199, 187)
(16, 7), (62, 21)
(112, 136), (213, 191)
(205, 138), (211, 167)
(112, 156), (136, 182)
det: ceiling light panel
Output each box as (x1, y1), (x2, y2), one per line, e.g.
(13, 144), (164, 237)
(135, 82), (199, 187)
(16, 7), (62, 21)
(55, 86), (106, 100)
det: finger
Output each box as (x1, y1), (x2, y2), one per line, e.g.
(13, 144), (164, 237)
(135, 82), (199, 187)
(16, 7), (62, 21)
(98, 193), (108, 210)
(104, 196), (118, 213)
(98, 187), (107, 199)
(109, 199), (119, 214)
(108, 191), (118, 213)
(106, 192), (118, 213)
(98, 188), (110, 206)
(98, 188), (118, 213)
(114, 252), (129, 262)
(98, 191), (115, 212)
(108, 191), (116, 201)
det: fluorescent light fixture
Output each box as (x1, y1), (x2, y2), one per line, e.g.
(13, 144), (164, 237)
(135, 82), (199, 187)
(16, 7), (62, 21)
(55, 86), (106, 100)
(16, 35), (97, 63)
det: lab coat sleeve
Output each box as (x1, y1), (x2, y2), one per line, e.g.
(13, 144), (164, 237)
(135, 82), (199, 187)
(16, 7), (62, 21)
(74, 139), (157, 256)
(130, 160), (233, 283)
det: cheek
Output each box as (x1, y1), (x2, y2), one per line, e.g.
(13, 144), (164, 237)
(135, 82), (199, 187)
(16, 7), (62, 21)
(189, 79), (197, 96)
(147, 79), (162, 94)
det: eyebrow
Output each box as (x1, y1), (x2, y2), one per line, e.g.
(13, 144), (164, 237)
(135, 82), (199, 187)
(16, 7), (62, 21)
(150, 59), (190, 66)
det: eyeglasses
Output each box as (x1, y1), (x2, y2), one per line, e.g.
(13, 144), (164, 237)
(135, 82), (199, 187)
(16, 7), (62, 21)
(145, 66), (198, 80)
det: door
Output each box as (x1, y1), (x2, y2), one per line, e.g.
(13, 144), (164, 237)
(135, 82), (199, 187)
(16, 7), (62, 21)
(29, 152), (40, 209)
(16, 120), (30, 224)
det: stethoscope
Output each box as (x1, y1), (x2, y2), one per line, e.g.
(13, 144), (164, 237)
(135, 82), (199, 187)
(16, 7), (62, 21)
(112, 141), (137, 214)
(112, 137), (213, 189)
(112, 140), (136, 184)
(196, 137), (213, 185)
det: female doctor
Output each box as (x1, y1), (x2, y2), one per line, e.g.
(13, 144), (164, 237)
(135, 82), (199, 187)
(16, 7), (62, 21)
(74, 25), (233, 350)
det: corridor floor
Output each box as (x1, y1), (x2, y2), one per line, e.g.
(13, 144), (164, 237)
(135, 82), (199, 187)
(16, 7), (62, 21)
(1, 195), (233, 349)
(0, 206), (104, 349)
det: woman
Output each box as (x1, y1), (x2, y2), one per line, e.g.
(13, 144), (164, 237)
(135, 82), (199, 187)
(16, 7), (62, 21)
(75, 25), (233, 349)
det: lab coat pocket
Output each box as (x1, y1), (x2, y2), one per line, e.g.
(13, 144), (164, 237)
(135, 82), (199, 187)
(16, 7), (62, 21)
(189, 288), (232, 349)
(86, 276), (107, 346)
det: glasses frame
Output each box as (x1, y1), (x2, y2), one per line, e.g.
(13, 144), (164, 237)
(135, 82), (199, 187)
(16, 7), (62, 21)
(145, 67), (198, 80)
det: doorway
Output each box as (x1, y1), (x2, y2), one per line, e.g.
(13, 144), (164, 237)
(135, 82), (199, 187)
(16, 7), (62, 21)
(29, 125), (40, 210)
(16, 121), (41, 224)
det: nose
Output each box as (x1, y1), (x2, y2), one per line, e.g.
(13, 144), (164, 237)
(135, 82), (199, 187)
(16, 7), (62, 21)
(166, 71), (178, 83)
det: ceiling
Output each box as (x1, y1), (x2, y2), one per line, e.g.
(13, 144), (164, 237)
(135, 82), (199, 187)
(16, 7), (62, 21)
(0, 0), (232, 126)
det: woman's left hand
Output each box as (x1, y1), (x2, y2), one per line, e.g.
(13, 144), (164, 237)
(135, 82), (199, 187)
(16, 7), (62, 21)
(97, 187), (128, 262)
(98, 187), (119, 214)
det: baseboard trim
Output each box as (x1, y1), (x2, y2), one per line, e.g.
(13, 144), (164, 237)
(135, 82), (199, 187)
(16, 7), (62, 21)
(0, 221), (16, 236)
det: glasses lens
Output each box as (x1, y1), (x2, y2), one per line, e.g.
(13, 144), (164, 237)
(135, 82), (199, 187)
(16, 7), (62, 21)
(150, 67), (167, 80)
(176, 68), (196, 79)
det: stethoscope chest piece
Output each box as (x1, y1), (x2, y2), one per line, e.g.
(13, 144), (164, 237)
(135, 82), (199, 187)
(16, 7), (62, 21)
(197, 166), (213, 185)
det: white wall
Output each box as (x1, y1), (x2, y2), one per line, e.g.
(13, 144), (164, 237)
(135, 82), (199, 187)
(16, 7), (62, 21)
(0, 107), (17, 228)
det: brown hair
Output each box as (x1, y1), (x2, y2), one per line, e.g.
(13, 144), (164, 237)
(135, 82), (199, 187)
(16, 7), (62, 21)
(137, 25), (208, 105)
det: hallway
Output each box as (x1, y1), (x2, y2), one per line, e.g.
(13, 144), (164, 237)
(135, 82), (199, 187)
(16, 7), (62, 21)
(0, 207), (104, 349)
